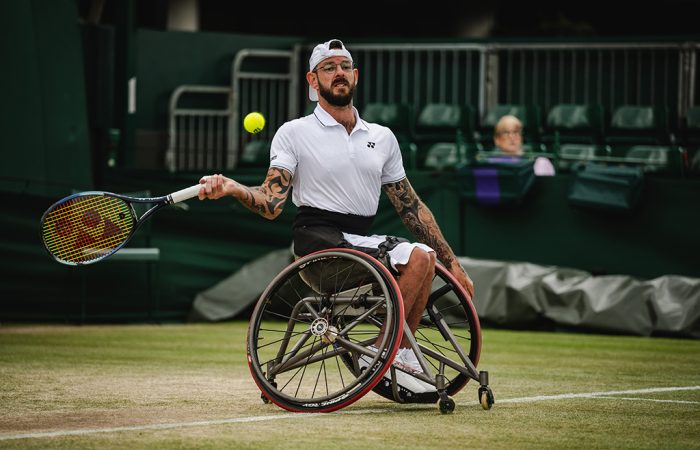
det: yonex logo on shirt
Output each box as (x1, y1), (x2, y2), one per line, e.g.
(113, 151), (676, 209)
(367, 142), (375, 148)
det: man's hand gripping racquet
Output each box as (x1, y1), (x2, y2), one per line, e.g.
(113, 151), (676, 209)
(40, 184), (203, 265)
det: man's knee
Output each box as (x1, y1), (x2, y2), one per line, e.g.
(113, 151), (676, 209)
(402, 248), (435, 276)
(427, 251), (437, 268)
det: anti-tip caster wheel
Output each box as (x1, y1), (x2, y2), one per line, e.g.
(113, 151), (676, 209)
(478, 386), (494, 410)
(438, 396), (456, 414)
(261, 379), (277, 404)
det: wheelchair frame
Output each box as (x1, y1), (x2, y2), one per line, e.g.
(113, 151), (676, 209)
(246, 248), (494, 413)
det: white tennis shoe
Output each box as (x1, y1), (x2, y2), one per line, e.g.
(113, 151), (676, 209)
(358, 345), (436, 393)
(393, 348), (423, 373)
(391, 348), (436, 393)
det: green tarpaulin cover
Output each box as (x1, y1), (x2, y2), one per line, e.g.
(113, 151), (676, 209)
(191, 249), (700, 338)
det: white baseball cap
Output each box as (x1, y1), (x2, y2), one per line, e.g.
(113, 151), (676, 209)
(308, 39), (353, 101)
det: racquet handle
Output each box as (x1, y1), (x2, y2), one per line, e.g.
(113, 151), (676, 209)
(169, 184), (204, 204)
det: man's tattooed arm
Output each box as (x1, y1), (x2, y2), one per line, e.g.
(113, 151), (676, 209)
(384, 177), (474, 297)
(383, 178), (457, 268)
(235, 167), (292, 219)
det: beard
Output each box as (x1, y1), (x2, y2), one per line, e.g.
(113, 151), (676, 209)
(318, 78), (355, 107)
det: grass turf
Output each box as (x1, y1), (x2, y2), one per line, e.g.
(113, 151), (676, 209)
(0, 323), (698, 449)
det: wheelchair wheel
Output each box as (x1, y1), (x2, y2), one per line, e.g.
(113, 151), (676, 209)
(247, 248), (404, 412)
(370, 263), (482, 403)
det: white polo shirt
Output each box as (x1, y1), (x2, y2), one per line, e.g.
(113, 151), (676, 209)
(269, 105), (406, 217)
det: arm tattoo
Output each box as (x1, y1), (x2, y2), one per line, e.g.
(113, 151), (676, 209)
(383, 178), (457, 268)
(237, 168), (291, 219)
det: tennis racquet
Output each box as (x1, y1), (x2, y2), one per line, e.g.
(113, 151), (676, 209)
(40, 184), (203, 266)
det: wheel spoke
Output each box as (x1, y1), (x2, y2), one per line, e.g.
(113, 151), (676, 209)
(256, 328), (309, 350)
(262, 309), (310, 325)
(335, 352), (346, 389)
(294, 335), (319, 397)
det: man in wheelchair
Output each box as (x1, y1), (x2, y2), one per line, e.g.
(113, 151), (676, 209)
(198, 39), (476, 402)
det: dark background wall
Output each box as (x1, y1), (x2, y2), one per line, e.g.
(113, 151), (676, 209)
(2, 0), (699, 322)
(91, 0), (699, 40)
(0, 0), (92, 196)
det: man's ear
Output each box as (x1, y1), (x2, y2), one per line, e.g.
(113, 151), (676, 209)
(306, 71), (318, 91)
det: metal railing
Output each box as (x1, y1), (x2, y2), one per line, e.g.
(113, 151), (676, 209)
(166, 50), (297, 172)
(488, 42), (693, 122)
(166, 40), (698, 172)
(345, 43), (486, 119)
(165, 85), (231, 172)
(229, 49), (298, 170)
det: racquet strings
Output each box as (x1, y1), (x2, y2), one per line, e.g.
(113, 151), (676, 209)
(41, 195), (135, 264)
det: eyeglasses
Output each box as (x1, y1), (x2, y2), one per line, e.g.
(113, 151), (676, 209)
(497, 130), (522, 137)
(315, 61), (354, 74)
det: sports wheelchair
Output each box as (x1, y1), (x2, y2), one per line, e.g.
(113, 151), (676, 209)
(246, 248), (494, 413)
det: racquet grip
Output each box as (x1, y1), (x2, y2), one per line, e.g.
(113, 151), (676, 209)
(169, 184), (203, 203)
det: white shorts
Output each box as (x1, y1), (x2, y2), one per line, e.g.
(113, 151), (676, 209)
(342, 232), (434, 271)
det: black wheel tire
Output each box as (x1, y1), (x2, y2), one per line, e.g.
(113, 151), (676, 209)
(438, 397), (456, 414)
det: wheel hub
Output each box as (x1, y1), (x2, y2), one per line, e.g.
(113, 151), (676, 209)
(310, 318), (329, 337)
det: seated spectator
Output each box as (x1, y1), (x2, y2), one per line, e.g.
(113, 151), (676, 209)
(691, 149), (700, 173)
(493, 115), (555, 176)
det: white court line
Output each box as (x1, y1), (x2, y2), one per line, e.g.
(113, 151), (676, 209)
(1, 386), (698, 441)
(494, 385), (700, 404)
(593, 396), (700, 404)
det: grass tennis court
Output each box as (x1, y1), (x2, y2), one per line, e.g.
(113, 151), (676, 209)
(1, 323), (698, 449)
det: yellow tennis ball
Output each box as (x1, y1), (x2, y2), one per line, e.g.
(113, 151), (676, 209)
(244, 112), (265, 134)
